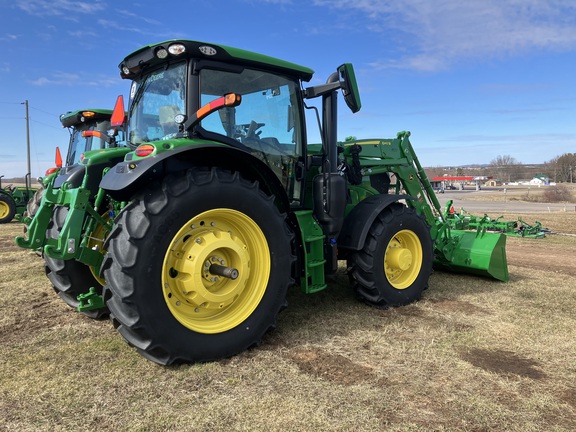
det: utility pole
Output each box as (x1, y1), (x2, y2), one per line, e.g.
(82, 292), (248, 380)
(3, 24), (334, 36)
(21, 100), (31, 189)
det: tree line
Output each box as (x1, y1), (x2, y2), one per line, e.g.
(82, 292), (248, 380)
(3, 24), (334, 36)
(490, 153), (575, 183)
(427, 153), (575, 184)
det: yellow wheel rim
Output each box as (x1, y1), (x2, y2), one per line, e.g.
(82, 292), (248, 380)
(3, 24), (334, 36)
(384, 229), (423, 289)
(86, 214), (111, 286)
(0, 200), (10, 219)
(162, 208), (270, 334)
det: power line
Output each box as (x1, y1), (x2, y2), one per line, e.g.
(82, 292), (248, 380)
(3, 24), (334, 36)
(30, 118), (64, 131)
(30, 105), (60, 117)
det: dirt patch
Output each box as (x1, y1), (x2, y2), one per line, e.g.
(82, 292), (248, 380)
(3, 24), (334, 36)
(459, 348), (546, 380)
(0, 291), (78, 344)
(373, 305), (427, 318)
(426, 298), (490, 315)
(287, 348), (377, 386)
(0, 236), (22, 253)
(506, 240), (576, 277)
(560, 388), (576, 408)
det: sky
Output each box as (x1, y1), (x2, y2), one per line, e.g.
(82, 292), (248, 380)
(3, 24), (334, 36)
(1, 0), (575, 179)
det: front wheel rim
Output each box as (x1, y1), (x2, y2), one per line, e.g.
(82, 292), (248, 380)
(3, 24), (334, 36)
(0, 201), (10, 219)
(162, 208), (270, 334)
(384, 229), (423, 289)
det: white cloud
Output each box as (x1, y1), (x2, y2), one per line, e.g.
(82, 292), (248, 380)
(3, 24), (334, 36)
(29, 72), (117, 87)
(0, 34), (18, 42)
(116, 9), (161, 26)
(314, 0), (576, 71)
(96, 19), (187, 40)
(67, 30), (98, 38)
(15, 0), (106, 16)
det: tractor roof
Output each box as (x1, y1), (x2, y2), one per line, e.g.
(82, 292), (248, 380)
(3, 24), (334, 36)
(60, 109), (113, 128)
(119, 39), (314, 82)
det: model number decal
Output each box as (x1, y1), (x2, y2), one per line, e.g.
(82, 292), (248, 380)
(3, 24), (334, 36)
(148, 72), (164, 83)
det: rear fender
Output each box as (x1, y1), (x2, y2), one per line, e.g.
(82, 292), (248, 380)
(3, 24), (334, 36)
(54, 164), (85, 189)
(100, 145), (290, 211)
(337, 194), (413, 250)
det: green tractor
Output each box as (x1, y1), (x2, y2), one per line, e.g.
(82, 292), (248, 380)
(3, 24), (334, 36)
(16, 40), (508, 364)
(17, 108), (128, 318)
(0, 174), (38, 224)
(82, 40), (508, 365)
(25, 109), (123, 219)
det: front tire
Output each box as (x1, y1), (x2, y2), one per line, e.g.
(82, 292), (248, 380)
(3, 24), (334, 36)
(0, 194), (16, 224)
(44, 206), (108, 319)
(23, 187), (44, 241)
(348, 203), (433, 307)
(102, 168), (294, 365)
(25, 187), (44, 219)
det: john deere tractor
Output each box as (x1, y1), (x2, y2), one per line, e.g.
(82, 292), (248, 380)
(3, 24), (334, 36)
(0, 175), (37, 224)
(60, 39), (509, 365)
(17, 108), (128, 318)
(25, 109), (123, 219)
(16, 40), (508, 364)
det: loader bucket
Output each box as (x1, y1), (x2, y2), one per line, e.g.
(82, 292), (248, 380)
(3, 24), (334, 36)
(434, 229), (509, 282)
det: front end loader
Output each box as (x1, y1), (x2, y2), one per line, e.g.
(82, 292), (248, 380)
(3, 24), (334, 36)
(334, 135), (508, 284)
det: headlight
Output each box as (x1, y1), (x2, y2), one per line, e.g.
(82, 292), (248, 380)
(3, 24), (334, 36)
(156, 47), (168, 59)
(168, 43), (186, 55)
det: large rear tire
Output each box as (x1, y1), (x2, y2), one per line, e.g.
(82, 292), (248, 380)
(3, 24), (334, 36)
(0, 193), (16, 224)
(44, 205), (108, 319)
(102, 168), (294, 365)
(348, 203), (433, 307)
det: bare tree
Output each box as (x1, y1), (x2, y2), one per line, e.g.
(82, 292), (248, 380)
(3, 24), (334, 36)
(545, 153), (576, 183)
(490, 155), (522, 183)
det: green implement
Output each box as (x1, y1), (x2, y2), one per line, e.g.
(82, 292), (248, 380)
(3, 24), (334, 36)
(444, 200), (548, 239)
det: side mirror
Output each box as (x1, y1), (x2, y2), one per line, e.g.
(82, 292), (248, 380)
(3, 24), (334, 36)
(337, 63), (361, 113)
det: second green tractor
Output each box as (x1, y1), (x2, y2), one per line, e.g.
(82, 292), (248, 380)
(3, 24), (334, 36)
(18, 108), (128, 318)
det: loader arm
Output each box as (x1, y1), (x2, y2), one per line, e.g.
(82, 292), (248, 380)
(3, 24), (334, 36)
(341, 132), (509, 282)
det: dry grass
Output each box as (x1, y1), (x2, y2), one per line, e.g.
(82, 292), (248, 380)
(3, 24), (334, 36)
(1, 217), (576, 432)
(452, 183), (576, 204)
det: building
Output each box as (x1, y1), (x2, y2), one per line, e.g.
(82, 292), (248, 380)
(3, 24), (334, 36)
(529, 174), (550, 186)
(432, 176), (492, 190)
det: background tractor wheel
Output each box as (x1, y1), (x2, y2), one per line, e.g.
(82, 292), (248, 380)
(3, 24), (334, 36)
(102, 168), (294, 365)
(44, 205), (108, 319)
(0, 194), (16, 224)
(25, 187), (44, 219)
(22, 187), (44, 240)
(348, 203), (433, 307)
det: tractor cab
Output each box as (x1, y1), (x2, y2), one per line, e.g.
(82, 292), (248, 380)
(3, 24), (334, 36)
(60, 109), (127, 167)
(105, 40), (360, 212)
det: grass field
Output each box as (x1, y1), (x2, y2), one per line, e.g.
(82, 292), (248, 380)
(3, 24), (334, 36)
(1, 211), (575, 432)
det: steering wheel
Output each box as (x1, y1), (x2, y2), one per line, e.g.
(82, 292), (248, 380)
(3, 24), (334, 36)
(244, 120), (264, 141)
(240, 120), (288, 156)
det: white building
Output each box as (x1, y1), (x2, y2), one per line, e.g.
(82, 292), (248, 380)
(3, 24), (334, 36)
(529, 175), (550, 186)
